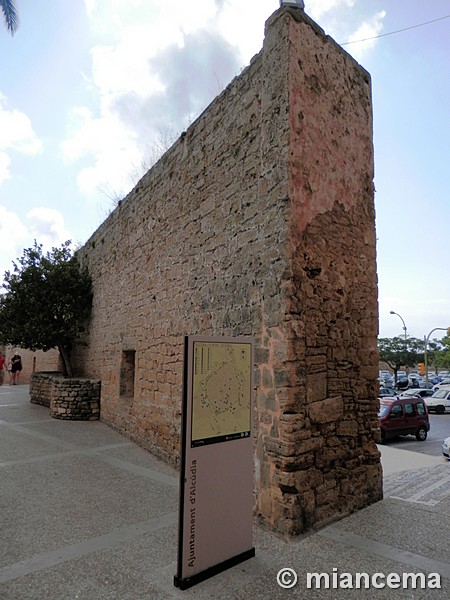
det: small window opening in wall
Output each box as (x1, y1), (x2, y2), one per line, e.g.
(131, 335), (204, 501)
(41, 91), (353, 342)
(120, 350), (136, 398)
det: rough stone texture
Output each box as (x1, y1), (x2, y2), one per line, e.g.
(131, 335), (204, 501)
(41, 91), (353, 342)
(29, 372), (63, 407)
(71, 7), (382, 535)
(30, 372), (101, 421)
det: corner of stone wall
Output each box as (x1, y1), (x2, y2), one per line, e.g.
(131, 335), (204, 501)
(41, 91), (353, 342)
(254, 5), (382, 537)
(30, 372), (64, 407)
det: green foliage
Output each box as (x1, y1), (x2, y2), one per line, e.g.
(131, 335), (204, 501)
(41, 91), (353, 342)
(0, 241), (92, 375)
(379, 335), (450, 379)
(378, 336), (424, 379)
(1, 0), (19, 35)
(428, 336), (450, 372)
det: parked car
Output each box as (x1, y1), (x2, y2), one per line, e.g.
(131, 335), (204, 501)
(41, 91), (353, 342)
(398, 389), (435, 400)
(442, 436), (450, 460)
(379, 387), (398, 399)
(418, 378), (434, 389)
(432, 378), (450, 392)
(395, 377), (410, 391)
(378, 397), (430, 442)
(395, 375), (422, 391)
(425, 388), (450, 414)
(379, 371), (394, 387)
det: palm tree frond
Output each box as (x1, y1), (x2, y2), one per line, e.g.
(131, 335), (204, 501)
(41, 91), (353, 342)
(1, 0), (20, 35)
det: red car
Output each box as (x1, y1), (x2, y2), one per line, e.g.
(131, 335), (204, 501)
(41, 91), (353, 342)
(378, 397), (430, 442)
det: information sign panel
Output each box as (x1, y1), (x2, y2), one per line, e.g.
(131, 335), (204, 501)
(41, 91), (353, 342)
(174, 335), (255, 590)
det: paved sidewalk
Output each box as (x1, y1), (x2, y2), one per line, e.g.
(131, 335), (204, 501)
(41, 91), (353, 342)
(1, 385), (449, 599)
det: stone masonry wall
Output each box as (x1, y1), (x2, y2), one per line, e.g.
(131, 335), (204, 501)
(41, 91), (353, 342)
(29, 372), (58, 407)
(73, 6), (381, 535)
(253, 10), (381, 534)
(30, 372), (101, 420)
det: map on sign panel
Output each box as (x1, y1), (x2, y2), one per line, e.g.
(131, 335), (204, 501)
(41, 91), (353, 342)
(191, 341), (252, 446)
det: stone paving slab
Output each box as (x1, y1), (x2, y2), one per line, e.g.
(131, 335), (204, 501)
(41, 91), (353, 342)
(1, 385), (449, 599)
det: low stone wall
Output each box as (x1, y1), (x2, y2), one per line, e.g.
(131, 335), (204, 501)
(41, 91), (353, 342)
(30, 372), (101, 420)
(29, 372), (63, 407)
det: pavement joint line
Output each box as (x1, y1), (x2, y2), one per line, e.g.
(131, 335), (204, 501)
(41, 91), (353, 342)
(0, 419), (178, 485)
(389, 496), (439, 507)
(0, 511), (178, 584)
(94, 453), (179, 487)
(0, 442), (133, 468)
(1, 419), (54, 425)
(0, 449), (95, 468)
(0, 443), (178, 487)
(318, 527), (450, 579)
(0, 419), (89, 450)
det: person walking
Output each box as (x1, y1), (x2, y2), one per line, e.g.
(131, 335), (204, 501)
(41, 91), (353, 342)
(10, 354), (22, 385)
(0, 352), (6, 385)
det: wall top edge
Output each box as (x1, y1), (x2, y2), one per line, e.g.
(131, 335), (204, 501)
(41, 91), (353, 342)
(267, 6), (371, 81)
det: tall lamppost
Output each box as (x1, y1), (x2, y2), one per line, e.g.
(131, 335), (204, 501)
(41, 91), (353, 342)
(424, 327), (448, 386)
(390, 311), (407, 341)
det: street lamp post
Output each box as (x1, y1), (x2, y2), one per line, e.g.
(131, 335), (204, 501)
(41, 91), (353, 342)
(390, 311), (407, 341)
(424, 327), (448, 386)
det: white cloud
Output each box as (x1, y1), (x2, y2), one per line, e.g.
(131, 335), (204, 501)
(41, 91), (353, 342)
(0, 205), (30, 279)
(63, 0), (246, 199)
(214, 0), (277, 63)
(26, 208), (73, 248)
(0, 94), (43, 183)
(0, 206), (73, 280)
(0, 153), (11, 182)
(83, 0), (96, 17)
(61, 106), (142, 196)
(307, 0), (357, 20)
(90, 39), (165, 98)
(0, 205), (29, 254)
(64, 0), (386, 199)
(344, 10), (387, 59)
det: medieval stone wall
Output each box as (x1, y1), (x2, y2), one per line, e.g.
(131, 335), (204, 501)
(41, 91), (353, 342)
(73, 7), (381, 535)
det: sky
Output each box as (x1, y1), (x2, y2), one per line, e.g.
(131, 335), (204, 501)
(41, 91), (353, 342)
(0, 0), (449, 342)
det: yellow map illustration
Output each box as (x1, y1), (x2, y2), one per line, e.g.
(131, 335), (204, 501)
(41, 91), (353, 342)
(191, 342), (252, 442)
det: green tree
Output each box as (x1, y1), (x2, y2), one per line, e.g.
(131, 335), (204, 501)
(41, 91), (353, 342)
(0, 241), (92, 376)
(1, 0), (19, 35)
(378, 336), (424, 383)
(429, 335), (450, 372)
